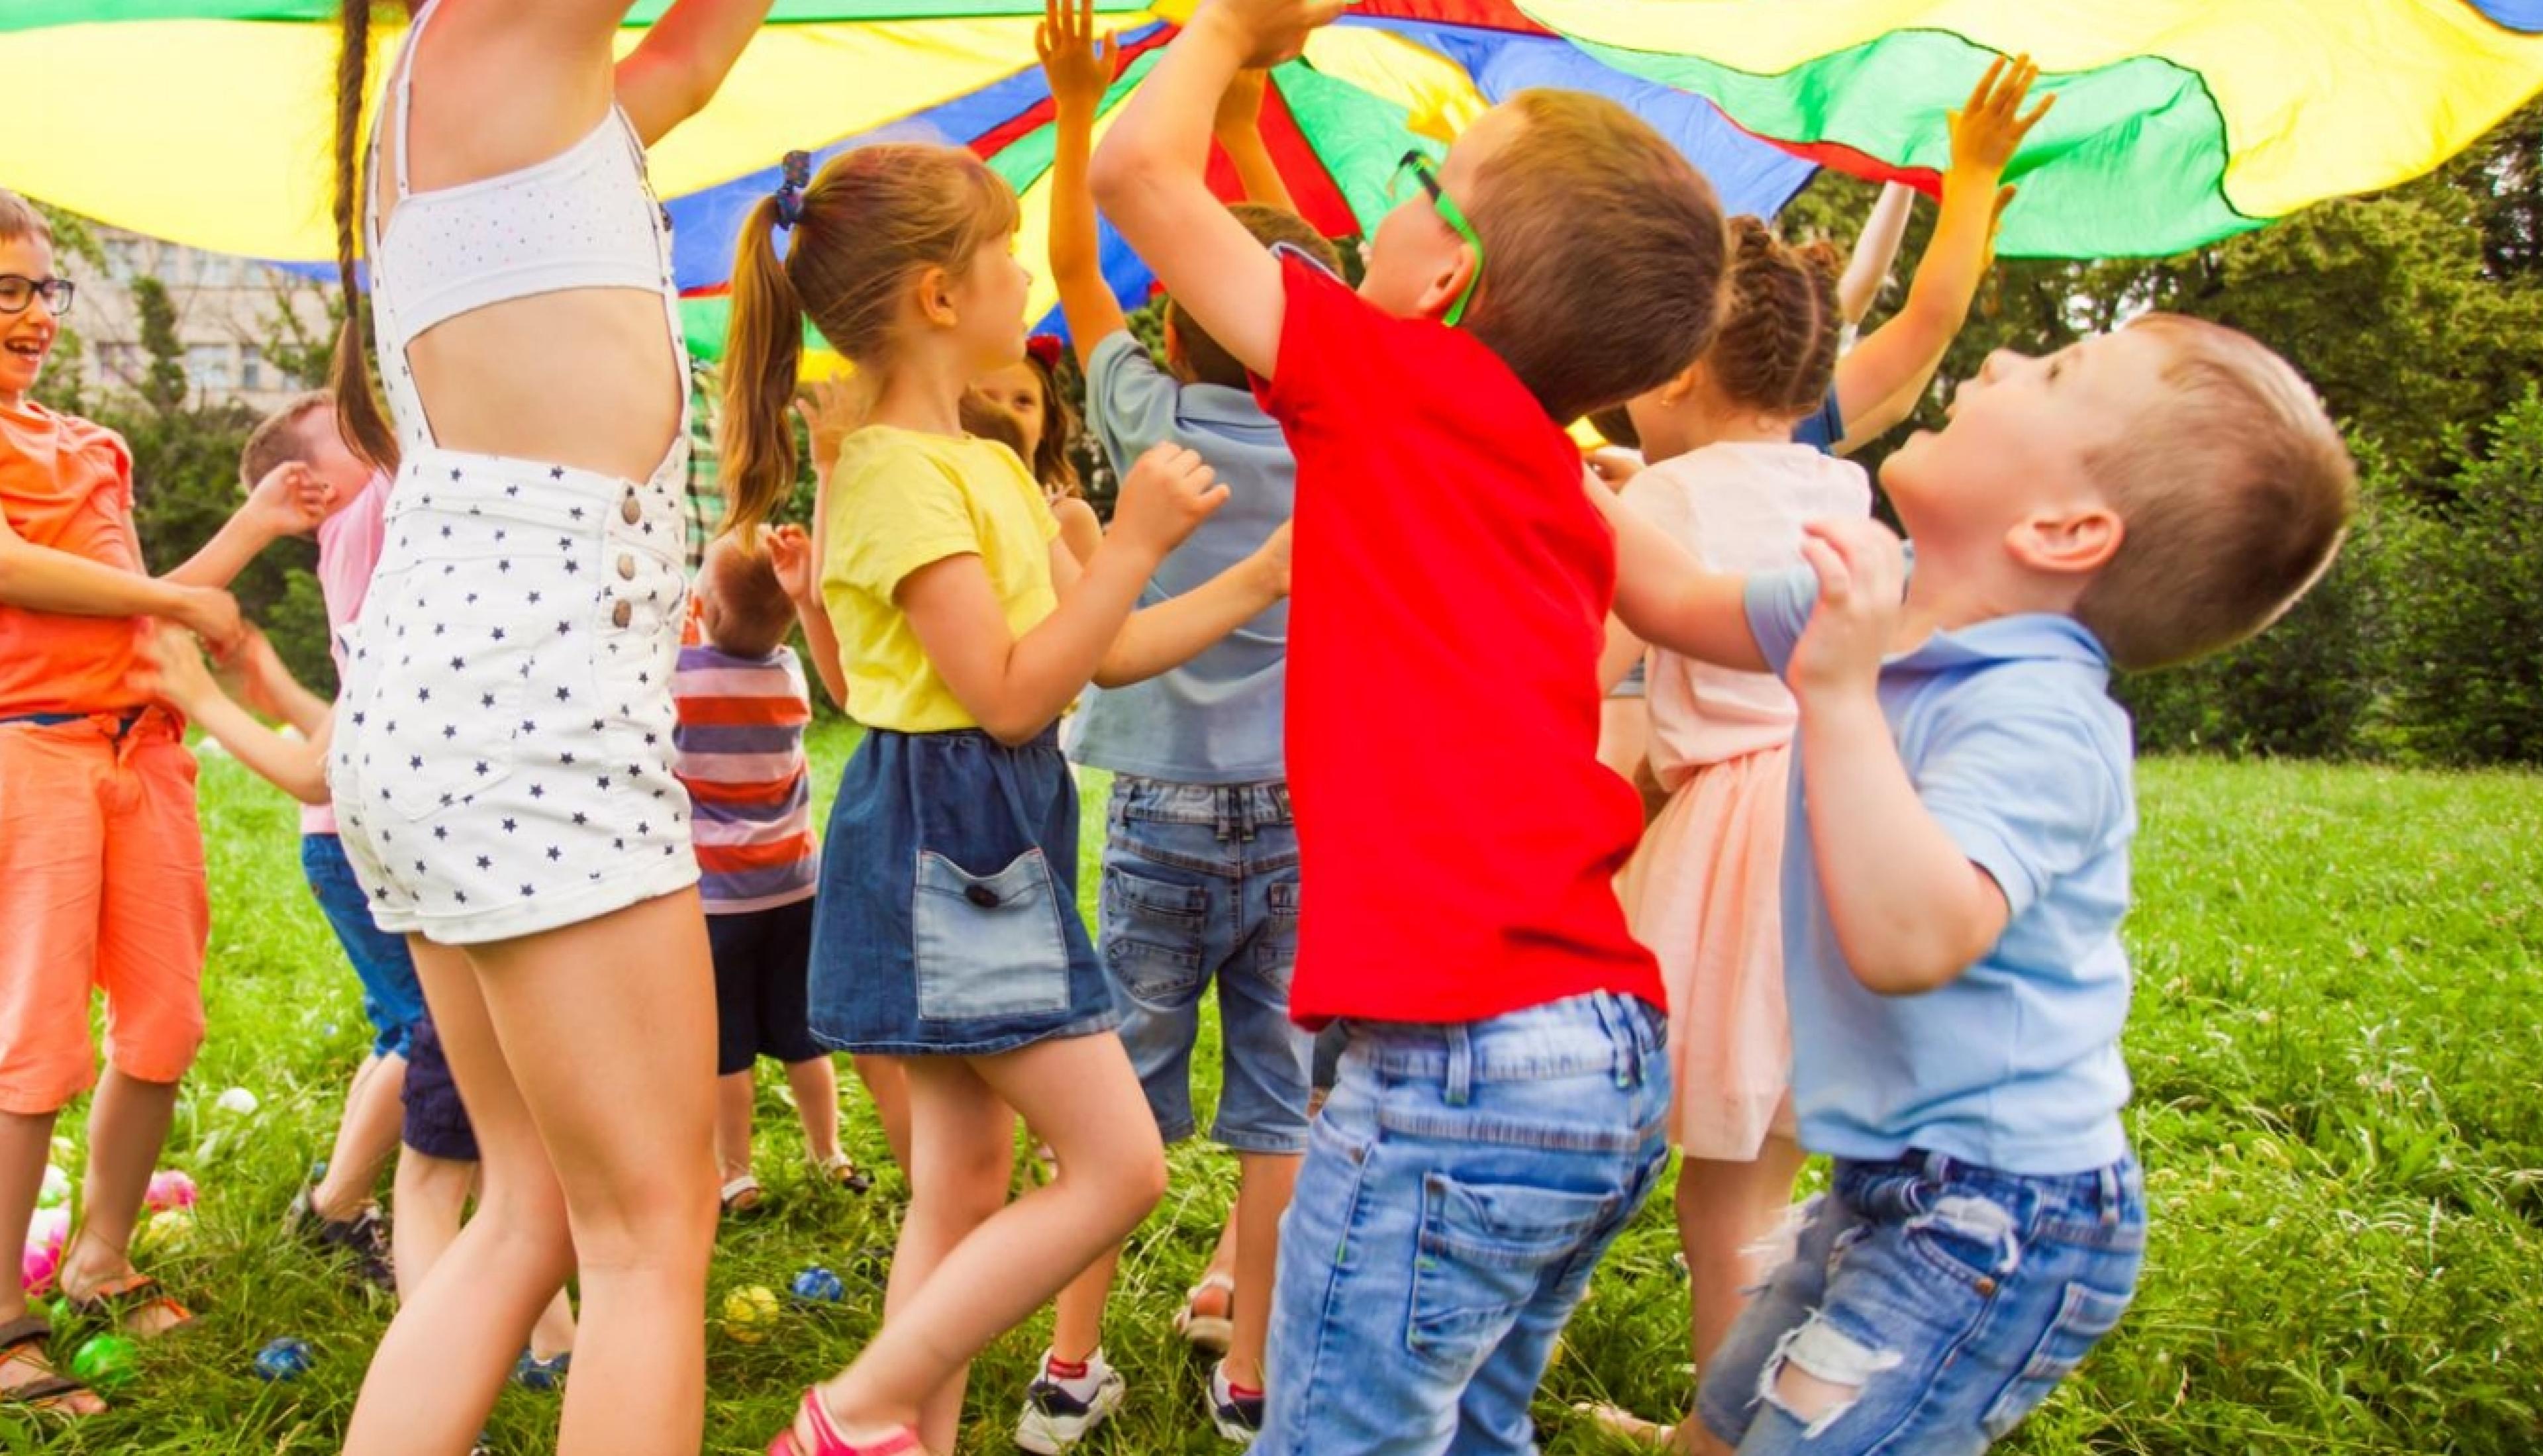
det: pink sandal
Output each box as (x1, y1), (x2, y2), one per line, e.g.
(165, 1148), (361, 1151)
(766, 1389), (924, 1456)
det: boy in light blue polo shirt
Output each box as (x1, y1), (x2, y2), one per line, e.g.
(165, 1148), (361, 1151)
(1016, 15), (1342, 1446)
(1601, 314), (2356, 1454)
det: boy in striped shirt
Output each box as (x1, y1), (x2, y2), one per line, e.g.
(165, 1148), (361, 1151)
(676, 533), (870, 1212)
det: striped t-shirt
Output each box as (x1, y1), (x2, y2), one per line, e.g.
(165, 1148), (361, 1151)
(672, 642), (820, 914)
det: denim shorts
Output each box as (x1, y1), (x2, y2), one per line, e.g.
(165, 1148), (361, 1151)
(807, 726), (1117, 1057)
(399, 1009), (477, 1163)
(709, 897), (824, 1075)
(1698, 1150), (2147, 1454)
(1256, 992), (1671, 1456)
(301, 834), (426, 1060)
(1102, 777), (1311, 1154)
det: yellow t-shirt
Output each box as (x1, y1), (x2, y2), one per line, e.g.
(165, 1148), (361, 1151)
(821, 424), (1061, 733)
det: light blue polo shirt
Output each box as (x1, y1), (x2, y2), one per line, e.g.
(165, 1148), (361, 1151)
(1746, 564), (2138, 1175)
(1069, 330), (1292, 783)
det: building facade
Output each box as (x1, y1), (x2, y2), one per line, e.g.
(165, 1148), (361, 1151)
(74, 228), (336, 414)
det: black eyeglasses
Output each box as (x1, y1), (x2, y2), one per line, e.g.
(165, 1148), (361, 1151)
(0, 276), (74, 316)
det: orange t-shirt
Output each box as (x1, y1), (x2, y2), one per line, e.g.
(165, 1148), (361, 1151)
(0, 401), (149, 716)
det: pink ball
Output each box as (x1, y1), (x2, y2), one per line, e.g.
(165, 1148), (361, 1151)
(144, 1170), (197, 1212)
(20, 1208), (68, 1294)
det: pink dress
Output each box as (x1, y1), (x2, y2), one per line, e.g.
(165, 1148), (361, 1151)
(1615, 442), (1870, 1160)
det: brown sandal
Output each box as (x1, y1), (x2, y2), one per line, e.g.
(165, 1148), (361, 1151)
(0, 1314), (105, 1417)
(63, 1273), (195, 1341)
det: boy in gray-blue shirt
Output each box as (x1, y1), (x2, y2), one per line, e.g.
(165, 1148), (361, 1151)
(1012, 9), (1336, 1446)
(1603, 314), (2355, 1454)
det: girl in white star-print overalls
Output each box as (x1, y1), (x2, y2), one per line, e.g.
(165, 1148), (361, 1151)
(715, 142), (1293, 1455)
(321, 4), (769, 1454)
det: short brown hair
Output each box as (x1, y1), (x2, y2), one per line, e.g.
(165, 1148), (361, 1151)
(1172, 205), (1341, 390)
(0, 191), (51, 248)
(1709, 217), (1843, 418)
(699, 534), (798, 659)
(1464, 91), (1728, 424)
(2073, 315), (2357, 671)
(240, 391), (337, 490)
(960, 389), (1032, 461)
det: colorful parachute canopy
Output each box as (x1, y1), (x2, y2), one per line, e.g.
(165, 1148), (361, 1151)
(6, 1), (2538, 369)
(1516, 0), (2543, 258)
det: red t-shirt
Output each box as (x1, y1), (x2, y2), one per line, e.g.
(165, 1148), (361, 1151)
(1256, 254), (1661, 1026)
(0, 401), (148, 716)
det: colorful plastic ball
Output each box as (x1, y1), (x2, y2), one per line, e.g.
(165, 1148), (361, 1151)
(21, 1207), (70, 1293)
(70, 1334), (135, 1390)
(36, 1165), (70, 1210)
(721, 1286), (779, 1344)
(214, 1087), (259, 1116)
(144, 1170), (198, 1212)
(140, 1208), (194, 1255)
(789, 1267), (846, 1305)
(254, 1337), (315, 1382)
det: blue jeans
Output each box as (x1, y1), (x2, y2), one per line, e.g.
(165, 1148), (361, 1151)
(1103, 777), (1311, 1153)
(301, 833), (425, 1059)
(1699, 1151), (2146, 1454)
(1256, 992), (1671, 1456)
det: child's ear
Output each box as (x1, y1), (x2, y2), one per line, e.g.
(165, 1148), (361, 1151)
(2008, 504), (2124, 578)
(1662, 359), (1706, 408)
(1415, 240), (1481, 324)
(915, 265), (959, 328)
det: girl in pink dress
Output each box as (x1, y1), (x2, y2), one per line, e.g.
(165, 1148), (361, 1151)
(1594, 219), (1871, 1452)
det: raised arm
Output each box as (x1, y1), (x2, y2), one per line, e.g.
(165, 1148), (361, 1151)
(1091, 0), (1348, 381)
(901, 444), (1226, 746)
(1836, 181), (1915, 328)
(146, 627), (334, 804)
(768, 522), (848, 710)
(1040, 0), (1129, 369)
(1215, 69), (1299, 215)
(1832, 56), (2048, 452)
(1785, 518), (2009, 995)
(164, 460), (330, 593)
(615, 0), (777, 146)
(1586, 481), (1766, 673)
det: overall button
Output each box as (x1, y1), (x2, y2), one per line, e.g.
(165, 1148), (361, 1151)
(611, 601), (634, 628)
(964, 884), (1001, 908)
(621, 496), (642, 524)
(617, 554), (638, 580)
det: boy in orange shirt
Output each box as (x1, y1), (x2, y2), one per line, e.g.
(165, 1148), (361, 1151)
(0, 189), (323, 1413)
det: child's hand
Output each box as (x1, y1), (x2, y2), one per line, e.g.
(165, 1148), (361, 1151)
(1196, 0), (1354, 70)
(138, 625), (219, 714)
(1948, 54), (2052, 187)
(766, 522), (817, 603)
(170, 585), (246, 662)
(1250, 519), (1292, 598)
(1789, 516), (1907, 701)
(1585, 448), (1644, 491)
(1112, 443), (1230, 560)
(1215, 68), (1271, 138)
(226, 626), (292, 718)
(793, 378), (862, 480)
(243, 460), (335, 538)
(1038, 0), (1121, 115)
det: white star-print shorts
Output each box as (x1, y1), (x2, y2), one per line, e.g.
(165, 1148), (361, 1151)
(330, 447), (699, 946)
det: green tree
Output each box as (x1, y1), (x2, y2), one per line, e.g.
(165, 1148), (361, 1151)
(129, 274), (190, 419)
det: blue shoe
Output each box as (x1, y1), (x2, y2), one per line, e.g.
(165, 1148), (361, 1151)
(513, 1349), (570, 1392)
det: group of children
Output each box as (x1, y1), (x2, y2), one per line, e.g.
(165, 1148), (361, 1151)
(0, 0), (2358, 1452)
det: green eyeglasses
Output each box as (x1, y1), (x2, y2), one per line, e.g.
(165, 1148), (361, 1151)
(1389, 151), (1483, 328)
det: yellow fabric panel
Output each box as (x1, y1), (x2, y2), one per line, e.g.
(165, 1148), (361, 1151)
(1298, 25), (1489, 144)
(1523, 0), (2543, 221)
(0, 18), (1074, 262)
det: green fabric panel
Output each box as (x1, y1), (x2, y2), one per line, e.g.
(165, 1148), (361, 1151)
(981, 48), (1165, 196)
(1269, 57), (1440, 237)
(1560, 30), (2256, 257)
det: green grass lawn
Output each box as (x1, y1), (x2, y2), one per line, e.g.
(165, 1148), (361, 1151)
(12, 734), (2540, 1453)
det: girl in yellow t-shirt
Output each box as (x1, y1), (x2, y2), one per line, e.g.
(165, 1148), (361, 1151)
(716, 143), (1289, 1456)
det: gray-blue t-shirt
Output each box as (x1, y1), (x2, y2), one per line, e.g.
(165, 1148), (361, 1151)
(1069, 330), (1293, 783)
(1746, 563), (2138, 1174)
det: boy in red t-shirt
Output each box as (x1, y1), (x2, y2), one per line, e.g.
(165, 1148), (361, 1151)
(0, 190), (320, 1412)
(1093, 5), (1729, 1449)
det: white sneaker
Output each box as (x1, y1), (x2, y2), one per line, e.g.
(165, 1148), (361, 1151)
(1014, 1349), (1126, 1453)
(1207, 1361), (1265, 1447)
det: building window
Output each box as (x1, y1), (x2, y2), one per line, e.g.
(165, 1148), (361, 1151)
(186, 342), (233, 391)
(242, 352), (264, 392)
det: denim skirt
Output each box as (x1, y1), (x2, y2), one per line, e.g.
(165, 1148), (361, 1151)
(807, 725), (1119, 1056)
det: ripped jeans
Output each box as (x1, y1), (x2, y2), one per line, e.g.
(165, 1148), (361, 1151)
(1697, 1150), (2144, 1454)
